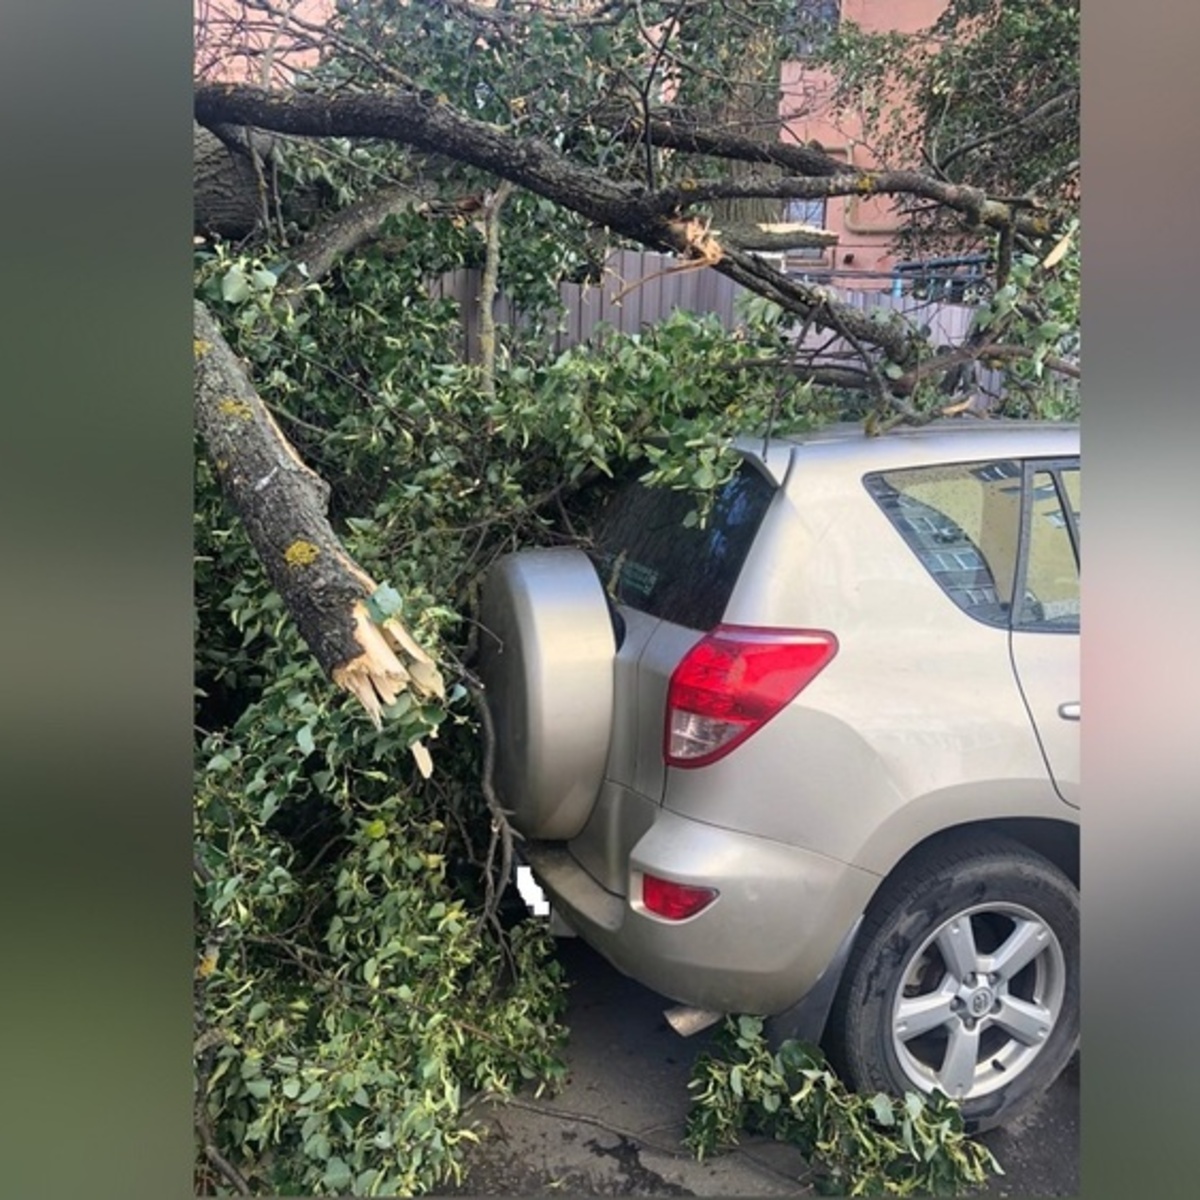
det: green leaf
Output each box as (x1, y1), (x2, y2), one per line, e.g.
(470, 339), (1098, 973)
(221, 265), (251, 304)
(323, 1157), (353, 1190)
(870, 1093), (895, 1125)
(736, 1014), (762, 1041)
(296, 725), (315, 756)
(356, 1168), (382, 1191)
(366, 583), (403, 621)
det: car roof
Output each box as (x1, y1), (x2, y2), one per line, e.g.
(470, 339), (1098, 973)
(735, 419), (1079, 484)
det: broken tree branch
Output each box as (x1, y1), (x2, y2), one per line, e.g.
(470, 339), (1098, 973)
(281, 181), (430, 293)
(478, 180), (516, 405)
(193, 299), (445, 734)
(721, 221), (837, 252)
(193, 82), (977, 363)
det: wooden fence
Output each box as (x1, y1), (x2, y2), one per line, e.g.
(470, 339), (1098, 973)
(431, 249), (1076, 406)
(433, 248), (977, 357)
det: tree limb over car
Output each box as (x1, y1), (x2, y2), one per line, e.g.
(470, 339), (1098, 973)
(191, 1), (1078, 727)
(194, 80), (1068, 377)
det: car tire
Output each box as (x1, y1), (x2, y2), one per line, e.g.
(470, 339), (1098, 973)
(477, 548), (616, 840)
(826, 834), (1079, 1132)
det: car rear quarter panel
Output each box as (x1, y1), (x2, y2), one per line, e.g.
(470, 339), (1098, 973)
(663, 442), (1072, 875)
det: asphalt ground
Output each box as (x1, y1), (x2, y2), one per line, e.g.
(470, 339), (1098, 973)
(444, 936), (1079, 1197)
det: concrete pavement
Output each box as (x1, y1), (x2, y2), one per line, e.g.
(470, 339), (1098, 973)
(443, 938), (1079, 1196)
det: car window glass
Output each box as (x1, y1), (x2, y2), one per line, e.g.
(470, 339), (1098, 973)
(1018, 468), (1079, 629)
(1061, 465), (1080, 535)
(589, 464), (775, 630)
(864, 460), (1023, 627)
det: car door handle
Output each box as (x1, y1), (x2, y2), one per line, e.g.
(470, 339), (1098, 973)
(1058, 702), (1080, 721)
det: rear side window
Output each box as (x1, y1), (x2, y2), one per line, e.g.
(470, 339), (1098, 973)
(1015, 464), (1080, 630)
(864, 460), (1024, 627)
(589, 463), (775, 630)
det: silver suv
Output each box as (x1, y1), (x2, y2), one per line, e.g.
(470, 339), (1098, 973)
(478, 420), (1079, 1130)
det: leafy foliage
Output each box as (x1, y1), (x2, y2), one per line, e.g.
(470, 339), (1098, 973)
(195, 191), (832, 1192)
(260, 0), (807, 267)
(686, 1016), (1000, 1196)
(969, 229), (1080, 419)
(194, 4), (1079, 1191)
(196, 756), (567, 1194)
(818, 0), (1079, 256)
(669, 0), (795, 118)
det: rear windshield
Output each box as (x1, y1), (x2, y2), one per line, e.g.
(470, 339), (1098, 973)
(588, 463), (775, 630)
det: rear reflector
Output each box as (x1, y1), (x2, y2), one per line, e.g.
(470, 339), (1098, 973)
(642, 873), (719, 920)
(665, 625), (838, 768)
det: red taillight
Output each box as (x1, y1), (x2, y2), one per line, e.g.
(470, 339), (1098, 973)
(642, 872), (718, 920)
(665, 625), (838, 768)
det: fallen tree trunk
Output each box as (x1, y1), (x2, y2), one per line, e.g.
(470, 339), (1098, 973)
(194, 122), (270, 239)
(193, 299), (443, 740)
(194, 121), (325, 240)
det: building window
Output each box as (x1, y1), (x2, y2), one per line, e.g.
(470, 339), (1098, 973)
(788, 0), (841, 59)
(784, 197), (827, 262)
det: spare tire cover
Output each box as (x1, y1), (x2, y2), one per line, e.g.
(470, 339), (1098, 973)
(477, 548), (616, 840)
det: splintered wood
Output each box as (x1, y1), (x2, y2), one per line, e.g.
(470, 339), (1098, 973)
(332, 603), (447, 732)
(195, 299), (445, 768)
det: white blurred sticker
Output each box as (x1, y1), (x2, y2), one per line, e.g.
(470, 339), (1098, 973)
(516, 865), (550, 916)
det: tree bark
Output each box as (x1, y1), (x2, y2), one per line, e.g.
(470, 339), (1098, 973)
(194, 122), (270, 239)
(719, 222), (837, 252)
(478, 181), (515, 404)
(275, 183), (430, 312)
(194, 120), (326, 240)
(193, 300), (444, 735)
(624, 112), (849, 176)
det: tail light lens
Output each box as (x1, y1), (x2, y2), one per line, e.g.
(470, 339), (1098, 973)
(642, 872), (719, 920)
(665, 625), (838, 768)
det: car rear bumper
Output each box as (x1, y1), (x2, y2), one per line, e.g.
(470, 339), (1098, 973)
(524, 809), (879, 1015)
